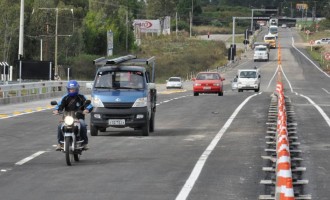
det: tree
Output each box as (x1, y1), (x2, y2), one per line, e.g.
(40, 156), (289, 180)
(0, 0), (20, 62)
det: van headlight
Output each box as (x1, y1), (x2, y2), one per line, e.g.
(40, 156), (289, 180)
(64, 116), (74, 126)
(92, 97), (104, 107)
(133, 97), (147, 107)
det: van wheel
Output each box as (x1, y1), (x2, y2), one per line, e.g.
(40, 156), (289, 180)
(238, 89), (243, 92)
(194, 92), (199, 96)
(90, 124), (99, 136)
(142, 114), (150, 136)
(218, 91), (223, 96)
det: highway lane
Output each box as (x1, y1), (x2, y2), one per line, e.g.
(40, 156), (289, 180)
(278, 28), (330, 199)
(1, 28), (330, 199)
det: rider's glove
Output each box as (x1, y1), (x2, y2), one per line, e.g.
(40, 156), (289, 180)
(53, 110), (59, 115)
(83, 109), (89, 115)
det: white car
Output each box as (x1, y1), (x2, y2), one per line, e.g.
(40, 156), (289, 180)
(315, 38), (330, 45)
(166, 77), (183, 89)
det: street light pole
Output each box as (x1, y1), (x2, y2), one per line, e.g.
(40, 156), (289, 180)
(18, 0), (24, 60)
(55, 8), (58, 75)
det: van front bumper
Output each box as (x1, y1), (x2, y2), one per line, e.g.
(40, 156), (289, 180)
(238, 84), (259, 89)
(91, 107), (148, 128)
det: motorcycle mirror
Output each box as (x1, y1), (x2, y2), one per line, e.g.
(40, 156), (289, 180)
(50, 101), (58, 106)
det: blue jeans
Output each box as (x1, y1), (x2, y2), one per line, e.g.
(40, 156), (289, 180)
(57, 119), (88, 144)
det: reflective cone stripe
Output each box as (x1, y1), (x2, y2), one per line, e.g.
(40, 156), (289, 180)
(279, 179), (295, 200)
(276, 83), (283, 93)
(278, 127), (288, 137)
(277, 146), (290, 157)
(277, 135), (289, 149)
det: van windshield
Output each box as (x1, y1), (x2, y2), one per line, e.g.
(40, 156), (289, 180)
(240, 71), (257, 78)
(269, 27), (278, 34)
(94, 71), (144, 89)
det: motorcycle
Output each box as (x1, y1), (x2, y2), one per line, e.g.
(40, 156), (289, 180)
(51, 100), (91, 166)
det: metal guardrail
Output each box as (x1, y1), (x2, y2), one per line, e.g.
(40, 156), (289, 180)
(0, 81), (93, 105)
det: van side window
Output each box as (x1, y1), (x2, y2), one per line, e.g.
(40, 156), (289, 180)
(145, 72), (150, 83)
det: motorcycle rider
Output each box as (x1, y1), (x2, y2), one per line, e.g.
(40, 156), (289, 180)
(53, 80), (93, 151)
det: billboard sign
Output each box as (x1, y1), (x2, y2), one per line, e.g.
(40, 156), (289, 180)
(296, 3), (308, 10)
(18, 60), (53, 80)
(133, 20), (161, 34)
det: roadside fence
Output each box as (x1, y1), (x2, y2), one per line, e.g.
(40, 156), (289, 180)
(0, 81), (92, 105)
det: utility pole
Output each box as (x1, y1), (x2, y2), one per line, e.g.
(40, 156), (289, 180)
(312, 1), (317, 22)
(126, 10), (128, 53)
(190, 0), (194, 37)
(38, 7), (73, 75)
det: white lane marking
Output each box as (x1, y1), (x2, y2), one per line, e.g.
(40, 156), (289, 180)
(279, 65), (294, 93)
(15, 151), (47, 165)
(291, 37), (330, 78)
(175, 93), (259, 200)
(267, 64), (280, 90)
(299, 94), (330, 127)
(322, 88), (330, 94)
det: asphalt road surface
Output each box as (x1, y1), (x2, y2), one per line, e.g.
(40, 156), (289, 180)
(0, 27), (330, 200)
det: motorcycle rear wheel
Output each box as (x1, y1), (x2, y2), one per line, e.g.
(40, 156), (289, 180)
(65, 137), (73, 166)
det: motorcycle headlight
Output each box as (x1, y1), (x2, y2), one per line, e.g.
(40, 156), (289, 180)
(64, 116), (74, 126)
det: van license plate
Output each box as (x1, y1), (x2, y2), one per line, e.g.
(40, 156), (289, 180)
(109, 119), (125, 125)
(203, 87), (211, 90)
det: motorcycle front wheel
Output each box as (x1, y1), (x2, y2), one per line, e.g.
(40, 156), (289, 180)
(65, 137), (73, 166)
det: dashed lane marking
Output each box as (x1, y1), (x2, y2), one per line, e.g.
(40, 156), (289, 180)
(15, 151), (47, 166)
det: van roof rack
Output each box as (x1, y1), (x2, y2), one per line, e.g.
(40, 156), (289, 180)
(93, 55), (155, 67)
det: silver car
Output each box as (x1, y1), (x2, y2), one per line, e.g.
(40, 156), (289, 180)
(166, 77), (183, 89)
(315, 38), (330, 45)
(231, 77), (238, 91)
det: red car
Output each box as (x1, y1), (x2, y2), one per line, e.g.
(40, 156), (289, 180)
(193, 72), (225, 96)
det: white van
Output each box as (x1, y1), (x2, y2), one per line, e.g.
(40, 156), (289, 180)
(268, 25), (278, 38)
(237, 69), (261, 92)
(253, 45), (269, 62)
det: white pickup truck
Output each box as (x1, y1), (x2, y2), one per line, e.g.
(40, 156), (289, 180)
(253, 45), (269, 62)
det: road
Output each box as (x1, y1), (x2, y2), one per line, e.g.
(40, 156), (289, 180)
(0, 27), (330, 200)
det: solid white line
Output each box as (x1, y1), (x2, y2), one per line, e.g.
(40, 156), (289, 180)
(279, 65), (294, 93)
(291, 37), (330, 78)
(267, 64), (280, 90)
(322, 88), (330, 94)
(15, 151), (47, 165)
(299, 94), (330, 127)
(175, 93), (259, 200)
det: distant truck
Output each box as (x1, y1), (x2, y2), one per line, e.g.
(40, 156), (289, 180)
(264, 34), (277, 49)
(253, 45), (269, 62)
(90, 55), (157, 136)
